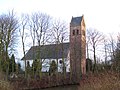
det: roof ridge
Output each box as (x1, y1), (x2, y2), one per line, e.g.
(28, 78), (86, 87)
(70, 16), (83, 26)
(32, 42), (70, 47)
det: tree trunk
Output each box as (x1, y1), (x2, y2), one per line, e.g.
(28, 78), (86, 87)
(93, 45), (97, 72)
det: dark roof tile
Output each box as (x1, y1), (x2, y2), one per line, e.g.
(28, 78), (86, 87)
(22, 43), (69, 60)
(70, 16), (82, 26)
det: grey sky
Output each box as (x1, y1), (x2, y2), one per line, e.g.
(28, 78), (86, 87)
(0, 0), (120, 34)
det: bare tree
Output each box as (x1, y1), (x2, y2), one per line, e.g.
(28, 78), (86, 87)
(28, 14), (36, 76)
(109, 34), (116, 61)
(107, 33), (120, 70)
(103, 36), (108, 65)
(19, 14), (29, 78)
(30, 12), (51, 78)
(50, 19), (68, 78)
(50, 19), (68, 44)
(31, 12), (51, 46)
(0, 10), (18, 80)
(87, 29), (104, 72)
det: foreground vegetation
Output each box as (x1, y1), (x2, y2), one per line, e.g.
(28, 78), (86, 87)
(0, 73), (13, 90)
(0, 71), (119, 90)
(80, 71), (120, 90)
(0, 80), (13, 90)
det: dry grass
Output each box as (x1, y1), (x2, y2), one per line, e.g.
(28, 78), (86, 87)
(80, 71), (120, 90)
(0, 80), (13, 90)
(0, 72), (13, 90)
(0, 71), (119, 90)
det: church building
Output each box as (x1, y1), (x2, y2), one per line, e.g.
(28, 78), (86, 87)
(22, 15), (86, 80)
(70, 15), (86, 82)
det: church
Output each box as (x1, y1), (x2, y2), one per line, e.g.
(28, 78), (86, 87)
(22, 15), (86, 79)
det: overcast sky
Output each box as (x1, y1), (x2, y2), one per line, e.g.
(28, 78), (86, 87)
(0, 0), (120, 63)
(0, 0), (120, 34)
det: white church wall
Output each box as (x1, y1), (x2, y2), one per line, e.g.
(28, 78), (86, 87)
(22, 58), (70, 72)
(42, 58), (70, 72)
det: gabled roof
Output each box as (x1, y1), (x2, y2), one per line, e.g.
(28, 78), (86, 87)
(22, 43), (69, 60)
(70, 16), (83, 26)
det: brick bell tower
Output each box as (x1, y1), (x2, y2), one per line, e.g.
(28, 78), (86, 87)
(70, 15), (86, 83)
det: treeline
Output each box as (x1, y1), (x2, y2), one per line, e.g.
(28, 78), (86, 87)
(0, 10), (68, 80)
(86, 29), (120, 73)
(0, 11), (22, 80)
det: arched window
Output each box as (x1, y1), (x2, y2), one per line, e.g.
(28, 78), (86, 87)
(73, 30), (75, 35)
(77, 29), (79, 35)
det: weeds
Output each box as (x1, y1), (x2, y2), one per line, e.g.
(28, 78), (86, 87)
(80, 71), (120, 90)
(0, 72), (13, 90)
(0, 80), (13, 90)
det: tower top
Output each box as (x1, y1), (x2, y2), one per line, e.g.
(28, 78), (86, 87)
(70, 15), (83, 26)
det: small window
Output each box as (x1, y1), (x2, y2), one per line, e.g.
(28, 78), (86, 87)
(77, 29), (79, 35)
(73, 30), (75, 35)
